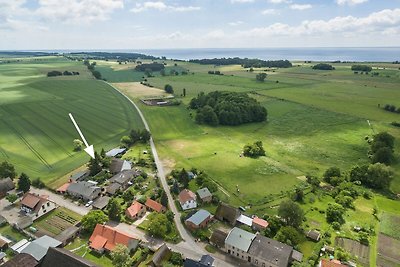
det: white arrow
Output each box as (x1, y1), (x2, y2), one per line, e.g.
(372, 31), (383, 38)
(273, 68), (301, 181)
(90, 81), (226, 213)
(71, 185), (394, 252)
(68, 113), (95, 159)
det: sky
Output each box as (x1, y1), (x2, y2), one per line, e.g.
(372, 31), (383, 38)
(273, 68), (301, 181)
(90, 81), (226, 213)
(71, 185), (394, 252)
(1, 0), (400, 50)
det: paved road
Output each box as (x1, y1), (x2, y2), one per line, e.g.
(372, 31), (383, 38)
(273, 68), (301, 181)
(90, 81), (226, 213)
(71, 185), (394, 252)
(108, 83), (241, 267)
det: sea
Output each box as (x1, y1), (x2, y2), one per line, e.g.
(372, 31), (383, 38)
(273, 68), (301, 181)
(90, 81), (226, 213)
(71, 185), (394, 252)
(26, 47), (400, 62)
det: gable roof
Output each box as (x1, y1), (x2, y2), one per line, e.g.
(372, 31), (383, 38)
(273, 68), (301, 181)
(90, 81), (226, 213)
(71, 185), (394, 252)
(210, 229), (228, 248)
(57, 182), (71, 193)
(307, 229), (321, 241)
(67, 181), (100, 199)
(92, 196), (110, 210)
(109, 158), (131, 173)
(145, 198), (165, 212)
(21, 235), (62, 261)
(70, 171), (89, 181)
(225, 227), (256, 252)
(55, 226), (80, 245)
(0, 177), (15, 193)
(109, 170), (134, 185)
(21, 193), (41, 209)
(197, 188), (212, 199)
(41, 247), (99, 267)
(215, 203), (240, 225)
(237, 214), (252, 226)
(89, 224), (137, 251)
(106, 183), (121, 195)
(126, 201), (144, 217)
(152, 243), (171, 266)
(186, 210), (211, 226)
(247, 235), (293, 267)
(105, 148), (126, 157)
(252, 217), (269, 228)
(183, 258), (210, 267)
(1, 253), (38, 267)
(179, 189), (196, 204)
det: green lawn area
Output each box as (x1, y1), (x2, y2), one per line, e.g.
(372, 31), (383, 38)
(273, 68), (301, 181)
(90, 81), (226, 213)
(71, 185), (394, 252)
(0, 224), (27, 243)
(0, 57), (144, 188)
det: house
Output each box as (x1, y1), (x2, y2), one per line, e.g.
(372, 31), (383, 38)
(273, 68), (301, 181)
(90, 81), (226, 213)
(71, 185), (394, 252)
(126, 201), (146, 220)
(20, 235), (62, 261)
(252, 217), (269, 231)
(66, 181), (101, 201)
(185, 210), (212, 230)
(92, 196), (110, 210)
(149, 243), (171, 267)
(307, 229), (321, 242)
(196, 188), (212, 203)
(178, 189), (197, 210)
(247, 235), (293, 267)
(55, 226), (80, 246)
(319, 259), (347, 267)
(40, 247), (99, 267)
(210, 229), (228, 248)
(0, 177), (15, 198)
(109, 170), (135, 189)
(145, 198), (166, 213)
(224, 227), (256, 261)
(109, 158), (131, 174)
(237, 214), (253, 227)
(20, 193), (56, 221)
(89, 224), (138, 254)
(106, 183), (121, 196)
(69, 170), (89, 182)
(1, 253), (38, 267)
(105, 148), (126, 157)
(215, 203), (240, 225)
(184, 255), (215, 267)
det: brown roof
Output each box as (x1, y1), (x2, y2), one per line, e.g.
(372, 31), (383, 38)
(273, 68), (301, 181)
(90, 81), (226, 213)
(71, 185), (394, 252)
(178, 189), (196, 204)
(152, 243), (171, 266)
(320, 259), (346, 267)
(20, 193), (41, 209)
(89, 224), (137, 251)
(215, 202), (240, 225)
(210, 229), (228, 248)
(145, 198), (165, 213)
(2, 253), (38, 267)
(126, 201), (144, 217)
(307, 230), (321, 241)
(252, 217), (269, 228)
(41, 247), (98, 267)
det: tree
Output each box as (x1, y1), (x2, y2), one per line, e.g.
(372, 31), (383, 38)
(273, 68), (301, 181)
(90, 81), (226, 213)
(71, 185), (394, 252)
(18, 173), (31, 193)
(278, 200), (304, 228)
(32, 178), (45, 189)
(275, 226), (302, 246)
(120, 135), (132, 148)
(160, 190), (168, 207)
(183, 88), (186, 97)
(160, 69), (166, 76)
(108, 198), (122, 221)
(73, 139), (83, 151)
(372, 132), (395, 150)
(110, 244), (134, 267)
(196, 105), (218, 126)
(372, 147), (393, 164)
(326, 203), (345, 224)
(264, 216), (283, 238)
(164, 84), (174, 94)
(6, 194), (18, 204)
(256, 73), (267, 82)
(148, 213), (170, 238)
(243, 141), (266, 158)
(178, 168), (189, 188)
(292, 188), (304, 202)
(0, 161), (16, 179)
(140, 129), (151, 143)
(323, 166), (341, 184)
(81, 210), (108, 233)
(88, 152), (102, 176)
(169, 252), (183, 265)
(366, 163), (393, 190)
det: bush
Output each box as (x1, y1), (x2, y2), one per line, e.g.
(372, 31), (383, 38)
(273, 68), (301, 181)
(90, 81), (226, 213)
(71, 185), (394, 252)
(243, 141), (266, 158)
(312, 63), (335, 70)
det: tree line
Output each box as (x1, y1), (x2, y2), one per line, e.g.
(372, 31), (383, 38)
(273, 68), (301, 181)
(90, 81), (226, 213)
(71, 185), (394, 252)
(189, 58), (292, 68)
(189, 91), (267, 126)
(351, 65), (372, 72)
(383, 104), (400, 114)
(312, 63), (335, 70)
(47, 70), (80, 77)
(135, 63), (165, 72)
(83, 60), (102, 80)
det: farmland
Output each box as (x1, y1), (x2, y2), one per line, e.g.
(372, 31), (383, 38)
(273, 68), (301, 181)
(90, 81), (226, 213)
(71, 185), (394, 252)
(0, 57), (144, 188)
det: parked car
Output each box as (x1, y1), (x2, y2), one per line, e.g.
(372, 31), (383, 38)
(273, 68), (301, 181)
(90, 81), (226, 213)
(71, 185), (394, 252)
(85, 200), (94, 207)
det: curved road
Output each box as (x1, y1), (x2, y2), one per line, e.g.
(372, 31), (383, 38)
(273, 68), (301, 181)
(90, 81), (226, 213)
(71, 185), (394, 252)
(108, 83), (239, 267)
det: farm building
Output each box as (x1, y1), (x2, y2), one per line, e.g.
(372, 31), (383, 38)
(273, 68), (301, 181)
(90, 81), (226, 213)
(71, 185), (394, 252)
(109, 158), (131, 174)
(126, 201), (146, 220)
(215, 203), (240, 225)
(20, 193), (56, 221)
(89, 224), (138, 254)
(0, 178), (15, 199)
(105, 148), (126, 157)
(307, 230), (321, 242)
(252, 217), (269, 231)
(179, 189), (197, 210)
(196, 188), (212, 203)
(145, 198), (166, 213)
(1, 253), (38, 267)
(20, 235), (62, 261)
(66, 181), (101, 201)
(92, 196), (110, 210)
(185, 210), (212, 230)
(40, 247), (99, 267)
(150, 243), (171, 267)
(210, 229), (228, 248)
(237, 214), (253, 227)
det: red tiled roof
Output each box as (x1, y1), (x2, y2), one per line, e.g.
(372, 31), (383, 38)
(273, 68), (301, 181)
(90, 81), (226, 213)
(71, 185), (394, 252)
(56, 183), (71, 193)
(89, 224), (137, 251)
(178, 189), (196, 204)
(90, 235), (107, 251)
(126, 201), (144, 217)
(20, 193), (41, 209)
(320, 259), (346, 267)
(145, 198), (165, 213)
(252, 217), (269, 228)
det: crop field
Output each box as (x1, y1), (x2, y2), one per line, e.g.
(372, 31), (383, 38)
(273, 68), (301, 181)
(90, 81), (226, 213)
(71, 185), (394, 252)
(0, 57), (144, 188)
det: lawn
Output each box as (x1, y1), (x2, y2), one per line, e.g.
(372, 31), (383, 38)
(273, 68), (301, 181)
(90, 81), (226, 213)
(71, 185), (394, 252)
(0, 57), (144, 188)
(0, 224), (27, 243)
(32, 207), (81, 237)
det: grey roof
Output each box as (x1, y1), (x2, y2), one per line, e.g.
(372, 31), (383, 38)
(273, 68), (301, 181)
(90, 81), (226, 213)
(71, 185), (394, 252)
(106, 183), (121, 195)
(210, 229), (228, 248)
(183, 259), (209, 267)
(225, 227), (256, 252)
(0, 252), (6, 260)
(215, 203), (240, 225)
(1, 253), (38, 267)
(306, 230), (321, 241)
(109, 170), (134, 185)
(41, 247), (99, 267)
(186, 210), (211, 226)
(291, 250), (303, 262)
(0, 177), (15, 193)
(152, 243), (171, 266)
(55, 226), (80, 244)
(109, 158), (131, 173)
(21, 235), (62, 261)
(70, 171), (89, 181)
(105, 148), (126, 157)
(247, 235), (293, 267)
(200, 255), (214, 265)
(197, 188), (212, 199)
(92, 196), (110, 209)
(67, 182), (100, 199)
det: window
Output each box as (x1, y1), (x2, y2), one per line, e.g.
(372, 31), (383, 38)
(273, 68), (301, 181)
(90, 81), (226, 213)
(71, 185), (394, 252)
(248, 256), (251, 262)
(228, 250), (231, 254)
(236, 253), (239, 257)
(47, 202), (50, 207)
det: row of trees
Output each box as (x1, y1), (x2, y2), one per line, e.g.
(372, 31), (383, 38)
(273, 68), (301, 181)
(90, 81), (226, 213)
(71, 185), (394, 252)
(189, 58), (292, 68)
(351, 65), (372, 72)
(84, 60), (102, 79)
(47, 70), (80, 77)
(312, 63), (335, 70)
(383, 104), (400, 114)
(190, 91), (268, 126)
(120, 129), (151, 148)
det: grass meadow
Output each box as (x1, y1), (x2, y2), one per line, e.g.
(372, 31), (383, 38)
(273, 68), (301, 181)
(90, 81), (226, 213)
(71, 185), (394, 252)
(0, 57), (144, 188)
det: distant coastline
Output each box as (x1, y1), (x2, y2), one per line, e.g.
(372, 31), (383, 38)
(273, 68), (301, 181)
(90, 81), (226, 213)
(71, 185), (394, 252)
(2, 47), (400, 62)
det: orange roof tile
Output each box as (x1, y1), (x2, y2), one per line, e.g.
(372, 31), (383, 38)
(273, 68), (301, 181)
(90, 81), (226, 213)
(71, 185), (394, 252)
(89, 224), (137, 252)
(178, 189), (196, 204)
(126, 201), (144, 217)
(320, 259), (346, 267)
(252, 217), (269, 228)
(90, 235), (107, 250)
(145, 198), (165, 213)
(56, 183), (71, 193)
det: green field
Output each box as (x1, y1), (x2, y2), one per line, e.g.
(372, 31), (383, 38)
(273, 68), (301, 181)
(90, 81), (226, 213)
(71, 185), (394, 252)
(0, 57), (144, 188)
